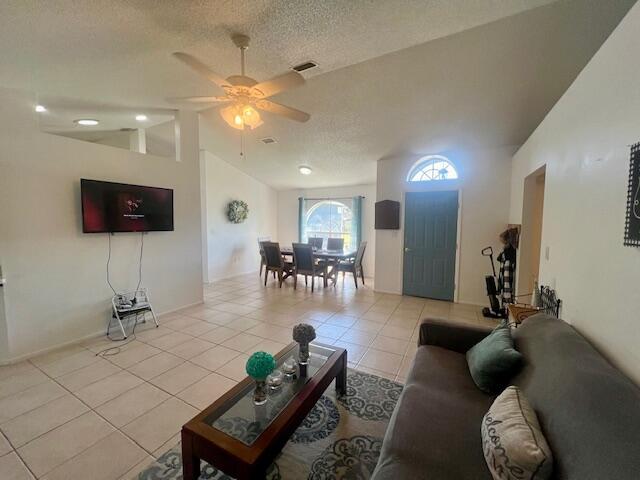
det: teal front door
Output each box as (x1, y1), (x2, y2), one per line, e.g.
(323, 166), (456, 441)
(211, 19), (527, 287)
(403, 191), (458, 300)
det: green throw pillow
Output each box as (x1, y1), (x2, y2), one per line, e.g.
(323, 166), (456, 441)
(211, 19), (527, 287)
(466, 324), (523, 394)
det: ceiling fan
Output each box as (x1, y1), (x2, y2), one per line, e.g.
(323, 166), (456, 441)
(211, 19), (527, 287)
(170, 34), (310, 130)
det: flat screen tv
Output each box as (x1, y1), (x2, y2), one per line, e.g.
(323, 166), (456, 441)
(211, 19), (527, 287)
(81, 179), (174, 233)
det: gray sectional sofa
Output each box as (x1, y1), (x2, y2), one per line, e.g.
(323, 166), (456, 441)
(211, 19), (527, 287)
(371, 314), (640, 479)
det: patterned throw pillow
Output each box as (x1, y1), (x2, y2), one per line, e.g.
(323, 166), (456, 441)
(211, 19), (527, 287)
(481, 386), (553, 480)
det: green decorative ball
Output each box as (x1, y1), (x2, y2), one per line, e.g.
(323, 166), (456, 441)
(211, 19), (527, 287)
(246, 351), (276, 380)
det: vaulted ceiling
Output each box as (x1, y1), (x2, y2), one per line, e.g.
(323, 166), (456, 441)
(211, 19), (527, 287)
(1, 0), (635, 189)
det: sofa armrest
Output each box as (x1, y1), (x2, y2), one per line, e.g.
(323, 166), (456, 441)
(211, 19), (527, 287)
(419, 318), (493, 354)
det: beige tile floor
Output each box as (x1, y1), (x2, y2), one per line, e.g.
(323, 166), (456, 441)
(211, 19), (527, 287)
(0, 273), (495, 479)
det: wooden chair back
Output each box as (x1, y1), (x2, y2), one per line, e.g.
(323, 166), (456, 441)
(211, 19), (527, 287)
(292, 243), (315, 272)
(263, 242), (284, 268)
(308, 237), (324, 250)
(327, 237), (344, 251)
(257, 236), (270, 254)
(355, 241), (367, 267)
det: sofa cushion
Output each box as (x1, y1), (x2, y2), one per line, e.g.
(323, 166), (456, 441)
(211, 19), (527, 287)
(467, 323), (523, 393)
(513, 314), (640, 479)
(371, 345), (494, 480)
(482, 386), (553, 480)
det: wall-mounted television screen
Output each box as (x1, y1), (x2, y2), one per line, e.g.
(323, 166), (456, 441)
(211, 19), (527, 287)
(81, 179), (174, 233)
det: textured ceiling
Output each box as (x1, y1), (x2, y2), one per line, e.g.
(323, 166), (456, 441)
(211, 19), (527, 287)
(0, 0), (634, 189)
(1, 0), (554, 106)
(199, 0), (636, 189)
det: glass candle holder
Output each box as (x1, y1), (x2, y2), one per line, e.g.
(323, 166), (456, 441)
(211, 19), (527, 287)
(267, 369), (284, 390)
(282, 357), (297, 376)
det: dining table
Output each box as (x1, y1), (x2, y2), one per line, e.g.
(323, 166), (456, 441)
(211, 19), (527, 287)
(280, 246), (357, 286)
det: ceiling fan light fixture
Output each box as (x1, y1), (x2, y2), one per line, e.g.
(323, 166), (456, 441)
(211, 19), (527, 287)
(173, 35), (309, 131)
(221, 104), (263, 130)
(220, 106), (244, 130)
(242, 105), (262, 129)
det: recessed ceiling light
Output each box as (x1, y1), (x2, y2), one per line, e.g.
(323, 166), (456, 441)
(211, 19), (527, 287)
(35, 105), (47, 113)
(299, 166), (312, 175)
(75, 119), (99, 126)
(135, 114), (148, 122)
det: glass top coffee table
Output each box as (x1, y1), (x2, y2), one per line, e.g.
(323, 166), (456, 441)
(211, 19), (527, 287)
(181, 342), (347, 480)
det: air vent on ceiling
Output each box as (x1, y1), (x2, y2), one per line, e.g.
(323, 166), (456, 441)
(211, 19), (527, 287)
(261, 137), (277, 144)
(292, 61), (318, 73)
(120, 128), (136, 132)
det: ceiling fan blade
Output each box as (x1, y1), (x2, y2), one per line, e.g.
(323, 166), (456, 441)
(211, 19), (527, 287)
(166, 96), (230, 103)
(250, 71), (305, 98)
(172, 52), (231, 90)
(255, 100), (310, 123)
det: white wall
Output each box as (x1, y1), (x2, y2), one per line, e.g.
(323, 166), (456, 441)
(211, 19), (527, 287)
(509, 2), (640, 383)
(0, 88), (203, 362)
(277, 185), (376, 277)
(201, 150), (278, 282)
(375, 147), (515, 304)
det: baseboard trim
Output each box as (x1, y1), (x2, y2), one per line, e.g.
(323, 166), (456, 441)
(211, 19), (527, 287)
(0, 299), (205, 366)
(373, 288), (402, 295)
(0, 329), (106, 366)
(205, 270), (259, 283)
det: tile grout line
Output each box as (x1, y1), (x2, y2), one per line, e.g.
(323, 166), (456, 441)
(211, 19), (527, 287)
(22, 358), (159, 477)
(2, 276), (485, 478)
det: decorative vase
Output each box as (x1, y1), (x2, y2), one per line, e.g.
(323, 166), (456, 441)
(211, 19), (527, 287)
(253, 379), (268, 405)
(245, 351), (276, 406)
(292, 323), (316, 366)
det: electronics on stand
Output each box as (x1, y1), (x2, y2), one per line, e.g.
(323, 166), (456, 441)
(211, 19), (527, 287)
(82, 178), (171, 356)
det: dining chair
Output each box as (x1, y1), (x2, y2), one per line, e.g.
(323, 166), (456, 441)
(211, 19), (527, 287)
(336, 241), (367, 288)
(308, 237), (324, 250)
(326, 237), (344, 251)
(257, 237), (270, 276)
(262, 242), (293, 288)
(292, 243), (328, 292)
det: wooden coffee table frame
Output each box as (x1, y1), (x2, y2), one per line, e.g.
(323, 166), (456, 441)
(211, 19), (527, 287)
(181, 342), (347, 480)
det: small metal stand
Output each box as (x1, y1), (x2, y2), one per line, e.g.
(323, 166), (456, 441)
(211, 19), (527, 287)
(109, 288), (158, 339)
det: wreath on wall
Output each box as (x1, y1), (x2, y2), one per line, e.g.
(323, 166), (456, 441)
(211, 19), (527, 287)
(227, 200), (249, 224)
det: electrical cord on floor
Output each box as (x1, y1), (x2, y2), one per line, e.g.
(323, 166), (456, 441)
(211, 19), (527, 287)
(94, 312), (142, 357)
(99, 231), (147, 357)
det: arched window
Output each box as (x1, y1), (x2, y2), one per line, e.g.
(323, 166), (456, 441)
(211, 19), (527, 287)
(407, 155), (458, 182)
(305, 200), (353, 248)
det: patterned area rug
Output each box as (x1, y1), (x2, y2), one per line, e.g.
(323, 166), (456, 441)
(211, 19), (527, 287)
(138, 370), (403, 480)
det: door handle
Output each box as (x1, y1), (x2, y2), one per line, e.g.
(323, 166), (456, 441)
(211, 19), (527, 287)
(404, 247), (411, 252)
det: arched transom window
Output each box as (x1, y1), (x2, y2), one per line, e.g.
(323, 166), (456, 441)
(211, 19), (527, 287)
(407, 155), (458, 182)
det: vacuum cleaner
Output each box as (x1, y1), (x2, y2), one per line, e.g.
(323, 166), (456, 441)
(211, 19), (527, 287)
(481, 246), (507, 319)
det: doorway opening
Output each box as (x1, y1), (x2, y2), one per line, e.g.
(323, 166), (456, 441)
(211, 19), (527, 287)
(518, 166), (546, 302)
